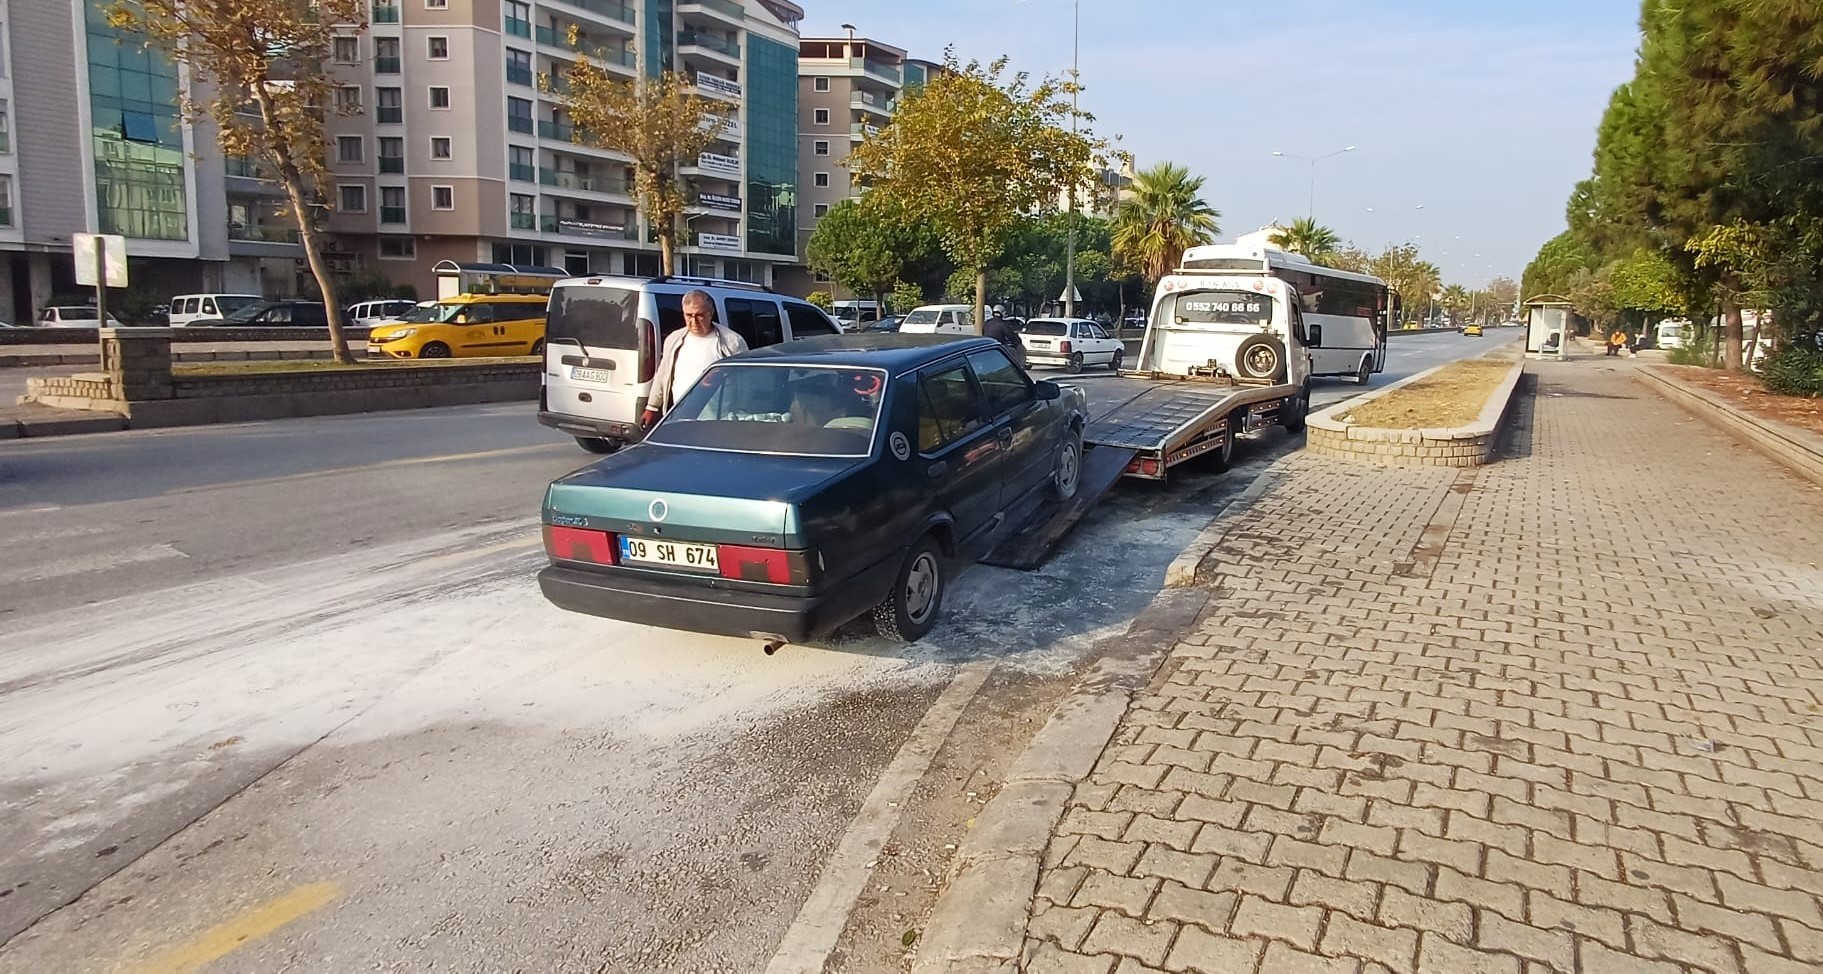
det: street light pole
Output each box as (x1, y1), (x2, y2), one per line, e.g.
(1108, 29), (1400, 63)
(1064, 0), (1079, 318)
(1270, 145), (1356, 222)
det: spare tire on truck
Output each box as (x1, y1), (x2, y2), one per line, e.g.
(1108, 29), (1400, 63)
(1234, 335), (1288, 382)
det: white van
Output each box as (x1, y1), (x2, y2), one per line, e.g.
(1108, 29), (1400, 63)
(538, 275), (845, 453)
(897, 304), (976, 335)
(346, 299), (419, 328)
(168, 293), (262, 328)
(1655, 319), (1691, 350)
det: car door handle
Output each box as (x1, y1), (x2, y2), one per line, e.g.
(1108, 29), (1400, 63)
(926, 461), (949, 479)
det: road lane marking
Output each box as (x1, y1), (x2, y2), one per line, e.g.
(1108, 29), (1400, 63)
(764, 661), (994, 974)
(0, 544), (187, 586)
(130, 881), (340, 974)
(161, 443), (573, 496)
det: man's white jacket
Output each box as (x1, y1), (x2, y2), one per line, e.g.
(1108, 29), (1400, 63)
(649, 323), (750, 412)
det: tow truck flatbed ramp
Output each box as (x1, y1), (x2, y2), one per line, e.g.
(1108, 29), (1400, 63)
(1085, 381), (1290, 454)
(980, 444), (1137, 570)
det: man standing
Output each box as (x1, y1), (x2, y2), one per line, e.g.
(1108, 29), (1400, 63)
(642, 289), (749, 427)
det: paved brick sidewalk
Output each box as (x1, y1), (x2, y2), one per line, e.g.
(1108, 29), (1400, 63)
(1024, 361), (1823, 973)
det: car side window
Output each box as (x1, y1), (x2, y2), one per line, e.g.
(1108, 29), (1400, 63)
(305, 306), (328, 326)
(202, 298), (217, 315)
(725, 297), (785, 348)
(1090, 324), (1109, 340)
(784, 301), (839, 337)
(917, 363), (988, 453)
(463, 303), (495, 324)
(265, 306), (290, 324)
(966, 347), (1034, 416)
(654, 292), (686, 341)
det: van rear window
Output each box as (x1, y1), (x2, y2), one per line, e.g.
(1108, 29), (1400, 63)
(547, 286), (639, 348)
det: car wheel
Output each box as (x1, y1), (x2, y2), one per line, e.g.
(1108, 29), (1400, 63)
(1234, 336), (1288, 383)
(1282, 382), (1310, 434)
(1052, 432), (1083, 501)
(1355, 357), (1373, 385)
(575, 436), (621, 455)
(530, 339), (545, 356)
(420, 341), (452, 359)
(1066, 352), (1085, 374)
(1110, 349), (1124, 372)
(873, 536), (945, 642)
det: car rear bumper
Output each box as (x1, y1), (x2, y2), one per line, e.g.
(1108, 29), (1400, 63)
(537, 554), (901, 642)
(1024, 351), (1070, 367)
(538, 409), (645, 443)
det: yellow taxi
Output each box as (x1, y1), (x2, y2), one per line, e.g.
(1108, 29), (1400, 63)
(1463, 323), (1485, 337)
(367, 293), (549, 359)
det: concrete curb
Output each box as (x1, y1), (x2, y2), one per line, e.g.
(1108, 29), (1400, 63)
(913, 459), (1287, 973)
(1306, 355), (1525, 468)
(1635, 366), (1823, 488)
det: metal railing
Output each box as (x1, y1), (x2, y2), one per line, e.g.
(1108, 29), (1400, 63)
(539, 167), (628, 194)
(378, 156), (405, 173)
(510, 212), (537, 229)
(376, 106), (403, 123)
(852, 91), (894, 113)
(861, 60), (902, 83)
(225, 156), (268, 178)
(505, 17), (531, 37)
(506, 65), (534, 87)
(508, 115), (534, 134)
(227, 224), (300, 242)
(679, 0), (744, 19)
(677, 31), (739, 58)
(509, 162), (538, 182)
(546, 0), (634, 24)
(372, 3), (400, 23)
(379, 206), (407, 224)
(373, 56), (400, 73)
(538, 119), (581, 141)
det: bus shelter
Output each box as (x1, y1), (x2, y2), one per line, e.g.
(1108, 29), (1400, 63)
(1523, 295), (1574, 360)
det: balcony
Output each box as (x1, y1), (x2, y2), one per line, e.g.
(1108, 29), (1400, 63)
(374, 56), (401, 74)
(692, 73), (742, 101)
(372, 3), (399, 23)
(852, 91), (894, 116)
(678, 31), (740, 63)
(510, 212), (537, 229)
(510, 162), (537, 182)
(507, 65), (534, 87)
(505, 16), (531, 38)
(546, 0), (635, 27)
(538, 118), (577, 141)
(508, 115), (534, 134)
(678, 0), (744, 23)
(378, 156), (405, 173)
(225, 156), (267, 178)
(541, 214), (637, 239)
(377, 106), (403, 123)
(227, 223), (301, 242)
(850, 121), (881, 140)
(862, 60), (902, 84)
(379, 206), (407, 224)
(539, 167), (629, 195)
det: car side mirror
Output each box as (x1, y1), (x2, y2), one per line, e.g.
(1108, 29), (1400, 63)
(1034, 379), (1062, 401)
(1306, 323), (1324, 348)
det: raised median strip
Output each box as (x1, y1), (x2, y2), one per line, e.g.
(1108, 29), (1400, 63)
(1306, 355), (1525, 467)
(1635, 364), (1823, 487)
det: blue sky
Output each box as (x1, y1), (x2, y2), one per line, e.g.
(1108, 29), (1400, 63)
(800, 0), (1642, 287)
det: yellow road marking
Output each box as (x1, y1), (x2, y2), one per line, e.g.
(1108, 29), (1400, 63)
(130, 881), (341, 974)
(164, 443), (571, 495)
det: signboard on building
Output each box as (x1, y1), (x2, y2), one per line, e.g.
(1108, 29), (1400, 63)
(696, 232), (741, 252)
(696, 193), (742, 212)
(697, 152), (742, 178)
(72, 233), (129, 287)
(696, 74), (742, 98)
(558, 219), (626, 238)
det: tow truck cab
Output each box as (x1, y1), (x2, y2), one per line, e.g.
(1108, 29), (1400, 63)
(1136, 274), (1315, 385)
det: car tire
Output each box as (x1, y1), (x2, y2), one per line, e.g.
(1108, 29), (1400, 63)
(421, 341), (452, 359)
(1052, 432), (1083, 501)
(872, 537), (945, 642)
(1066, 352), (1084, 374)
(1234, 336), (1287, 383)
(1282, 382), (1310, 434)
(575, 436), (622, 455)
(530, 339), (545, 356)
(1110, 349), (1124, 372)
(1354, 357), (1373, 385)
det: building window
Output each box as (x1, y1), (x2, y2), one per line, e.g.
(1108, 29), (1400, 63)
(376, 87), (403, 123)
(336, 135), (364, 163)
(506, 96), (533, 134)
(380, 186), (406, 223)
(427, 36), (449, 59)
(425, 0), (448, 8)
(813, 108), (829, 125)
(338, 184), (367, 212)
(0, 100), (9, 154)
(432, 185), (455, 210)
(0, 175), (12, 226)
(509, 192), (535, 229)
(814, 203), (829, 217)
(335, 86), (362, 113)
(378, 136), (404, 172)
(813, 172), (829, 188)
(429, 86), (451, 109)
(504, 0), (530, 36)
(374, 37), (401, 73)
(813, 77), (829, 92)
(813, 140), (829, 156)
(430, 137), (452, 159)
(506, 48), (532, 86)
(333, 36), (359, 63)
(380, 236), (416, 259)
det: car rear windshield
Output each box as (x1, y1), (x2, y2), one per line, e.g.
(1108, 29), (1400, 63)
(1169, 290), (1276, 326)
(547, 285), (640, 348)
(1024, 320), (1069, 336)
(58, 308), (100, 319)
(646, 364), (886, 458)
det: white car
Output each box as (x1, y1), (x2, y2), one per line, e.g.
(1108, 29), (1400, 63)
(897, 304), (976, 335)
(1020, 317), (1124, 373)
(345, 299), (420, 328)
(37, 306), (124, 327)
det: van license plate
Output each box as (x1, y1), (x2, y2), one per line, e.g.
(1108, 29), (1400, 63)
(620, 537), (719, 572)
(570, 367), (614, 382)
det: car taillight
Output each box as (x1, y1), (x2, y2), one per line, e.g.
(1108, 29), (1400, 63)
(717, 544), (806, 584)
(1059, 340), (1073, 354)
(637, 317), (657, 383)
(544, 525), (618, 565)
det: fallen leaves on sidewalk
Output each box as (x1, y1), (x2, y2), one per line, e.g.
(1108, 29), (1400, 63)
(1655, 365), (1823, 437)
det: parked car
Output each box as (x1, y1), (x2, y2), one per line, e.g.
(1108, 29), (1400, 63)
(862, 315), (904, 333)
(346, 299), (420, 328)
(538, 274), (844, 455)
(168, 293), (262, 327)
(898, 304), (977, 335)
(37, 306), (123, 327)
(367, 293), (548, 359)
(537, 334), (1089, 644)
(190, 300), (329, 326)
(1020, 317), (1125, 373)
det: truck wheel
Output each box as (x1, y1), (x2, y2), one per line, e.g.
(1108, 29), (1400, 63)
(1208, 417), (1235, 472)
(575, 436), (622, 454)
(1354, 357), (1373, 385)
(1235, 336), (1287, 382)
(1282, 383), (1310, 434)
(872, 537), (944, 642)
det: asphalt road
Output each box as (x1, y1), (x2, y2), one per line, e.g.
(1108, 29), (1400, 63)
(0, 328), (1510, 973)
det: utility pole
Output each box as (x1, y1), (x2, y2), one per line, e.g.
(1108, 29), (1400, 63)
(1064, 0), (1079, 319)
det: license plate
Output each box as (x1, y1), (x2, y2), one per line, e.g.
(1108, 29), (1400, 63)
(1030, 340), (1051, 348)
(570, 367), (615, 383)
(620, 536), (719, 572)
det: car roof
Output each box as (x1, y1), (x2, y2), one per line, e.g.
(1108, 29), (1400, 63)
(736, 334), (1000, 374)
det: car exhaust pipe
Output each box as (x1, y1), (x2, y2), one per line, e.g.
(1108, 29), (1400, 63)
(762, 639), (786, 656)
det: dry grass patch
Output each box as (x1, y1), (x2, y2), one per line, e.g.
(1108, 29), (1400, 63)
(174, 356), (533, 377)
(1339, 358), (1512, 429)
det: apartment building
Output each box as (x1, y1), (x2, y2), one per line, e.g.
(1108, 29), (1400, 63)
(0, 0), (303, 325)
(325, 0), (805, 295)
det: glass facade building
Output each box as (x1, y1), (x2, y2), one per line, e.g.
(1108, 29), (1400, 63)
(744, 35), (796, 257)
(85, 3), (188, 240)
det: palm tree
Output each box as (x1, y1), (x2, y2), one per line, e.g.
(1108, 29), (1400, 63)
(1110, 162), (1221, 286)
(1268, 217), (1342, 263)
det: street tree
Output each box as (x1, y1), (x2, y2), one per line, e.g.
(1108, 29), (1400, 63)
(1366, 243), (1442, 320)
(805, 196), (939, 313)
(1327, 246), (1372, 274)
(1484, 277), (1520, 318)
(847, 53), (1105, 331)
(106, 0), (367, 363)
(1269, 218), (1342, 264)
(1110, 162), (1221, 287)
(550, 57), (727, 275)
